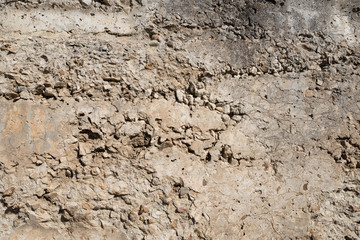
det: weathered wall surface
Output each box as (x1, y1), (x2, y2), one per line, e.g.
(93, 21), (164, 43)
(0, 0), (359, 239)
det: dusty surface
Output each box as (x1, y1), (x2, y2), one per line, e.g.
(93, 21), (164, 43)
(0, 0), (359, 239)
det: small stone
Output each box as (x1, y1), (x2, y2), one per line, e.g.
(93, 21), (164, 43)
(151, 177), (161, 186)
(188, 82), (196, 95)
(159, 137), (167, 143)
(4, 167), (15, 174)
(167, 41), (174, 48)
(64, 136), (78, 145)
(67, 192), (73, 199)
(20, 90), (32, 100)
(149, 41), (159, 47)
(59, 157), (67, 163)
(221, 114), (231, 122)
(3, 187), (15, 196)
(215, 107), (223, 112)
(194, 97), (204, 106)
(260, 64), (269, 73)
(302, 44), (314, 51)
(151, 34), (162, 42)
(189, 140), (207, 158)
(202, 212), (210, 222)
(128, 211), (138, 221)
(103, 84), (112, 91)
(208, 102), (216, 110)
(64, 202), (78, 216)
(308, 63), (321, 71)
(75, 96), (83, 102)
(108, 181), (130, 196)
(175, 89), (184, 103)
(151, 210), (162, 219)
(34, 208), (54, 222)
(305, 90), (313, 98)
(28, 201), (41, 211)
(249, 67), (257, 76)
(86, 89), (94, 97)
(125, 111), (138, 121)
(147, 219), (156, 224)
(80, 0), (92, 6)
(90, 167), (100, 176)
(329, 66), (337, 74)
(209, 93), (216, 103)
(138, 205), (149, 215)
(316, 79), (323, 86)
(161, 196), (173, 205)
(232, 115), (242, 122)
(7, 45), (16, 54)
(153, 92), (159, 99)
(179, 187), (190, 197)
(196, 82), (205, 90)
(79, 142), (91, 156)
(145, 88), (152, 97)
(47, 182), (60, 192)
(35, 160), (43, 166)
(102, 76), (121, 82)
(33, 84), (45, 95)
(80, 155), (93, 166)
(196, 229), (206, 239)
(221, 145), (233, 162)
(3, 196), (16, 207)
(4, 73), (20, 81)
(118, 121), (145, 137)
(195, 89), (206, 98)
(54, 82), (66, 88)
(45, 192), (59, 202)
(110, 211), (120, 219)
(43, 82), (52, 88)
(176, 207), (188, 213)
(147, 226), (156, 234)
(96, 0), (112, 6)
(43, 89), (56, 98)
(207, 149), (220, 161)
(4, 91), (20, 100)
(169, 220), (177, 228)
(296, 146), (305, 152)
(223, 105), (231, 114)
(82, 203), (93, 210)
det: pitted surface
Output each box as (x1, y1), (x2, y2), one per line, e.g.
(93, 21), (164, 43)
(0, 0), (359, 239)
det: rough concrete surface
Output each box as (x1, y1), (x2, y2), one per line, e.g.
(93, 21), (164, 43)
(0, 0), (359, 239)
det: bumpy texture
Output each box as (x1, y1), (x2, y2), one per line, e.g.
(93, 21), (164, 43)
(0, 0), (359, 239)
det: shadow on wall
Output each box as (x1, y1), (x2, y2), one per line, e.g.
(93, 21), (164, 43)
(164, 0), (359, 43)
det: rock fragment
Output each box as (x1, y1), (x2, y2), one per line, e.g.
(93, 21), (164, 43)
(3, 187), (15, 197)
(175, 89), (185, 103)
(4, 91), (19, 100)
